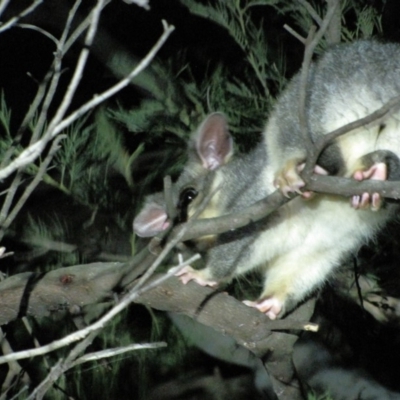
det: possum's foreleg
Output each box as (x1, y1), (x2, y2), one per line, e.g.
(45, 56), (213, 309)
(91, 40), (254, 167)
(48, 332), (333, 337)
(273, 158), (328, 198)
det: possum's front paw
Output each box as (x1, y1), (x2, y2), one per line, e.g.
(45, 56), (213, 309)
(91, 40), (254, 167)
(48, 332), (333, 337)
(274, 159), (327, 198)
(174, 266), (218, 287)
(351, 162), (387, 211)
(243, 297), (284, 320)
(274, 158), (305, 197)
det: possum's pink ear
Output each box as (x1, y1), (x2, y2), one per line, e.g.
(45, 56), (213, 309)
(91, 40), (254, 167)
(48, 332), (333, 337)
(133, 201), (169, 237)
(195, 113), (233, 170)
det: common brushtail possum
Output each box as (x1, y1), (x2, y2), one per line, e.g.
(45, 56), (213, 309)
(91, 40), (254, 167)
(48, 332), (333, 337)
(134, 40), (400, 319)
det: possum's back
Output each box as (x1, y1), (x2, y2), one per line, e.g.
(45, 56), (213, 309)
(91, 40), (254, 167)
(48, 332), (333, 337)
(267, 40), (400, 178)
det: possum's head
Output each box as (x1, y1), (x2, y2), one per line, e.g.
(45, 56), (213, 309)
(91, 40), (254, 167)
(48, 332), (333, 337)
(133, 113), (234, 238)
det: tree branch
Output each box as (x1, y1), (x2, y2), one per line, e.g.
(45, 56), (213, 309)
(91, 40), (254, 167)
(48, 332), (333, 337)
(0, 0), (43, 33)
(0, 251), (197, 364)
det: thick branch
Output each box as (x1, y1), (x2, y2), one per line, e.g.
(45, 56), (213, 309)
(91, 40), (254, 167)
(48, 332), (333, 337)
(0, 261), (127, 326)
(132, 274), (318, 358)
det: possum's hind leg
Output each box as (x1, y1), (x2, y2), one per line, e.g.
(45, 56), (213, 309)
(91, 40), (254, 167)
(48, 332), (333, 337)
(351, 150), (400, 211)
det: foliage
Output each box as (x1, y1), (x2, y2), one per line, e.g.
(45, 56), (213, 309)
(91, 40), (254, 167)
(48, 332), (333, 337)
(110, 0), (287, 153)
(307, 392), (333, 400)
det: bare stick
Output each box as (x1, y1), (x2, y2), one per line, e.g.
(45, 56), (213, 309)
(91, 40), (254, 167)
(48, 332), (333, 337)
(325, 0), (341, 44)
(298, 0), (340, 160)
(0, 0), (11, 19)
(0, 0), (43, 33)
(0, 173), (22, 228)
(51, 20), (174, 135)
(72, 342), (167, 366)
(122, 0), (150, 9)
(283, 24), (306, 44)
(298, 0), (323, 26)
(64, 0), (111, 55)
(32, 0), (88, 144)
(30, 339), (165, 399)
(46, 0), (106, 134)
(0, 135), (65, 241)
(0, 328), (29, 397)
(311, 94), (400, 168)
(16, 23), (57, 44)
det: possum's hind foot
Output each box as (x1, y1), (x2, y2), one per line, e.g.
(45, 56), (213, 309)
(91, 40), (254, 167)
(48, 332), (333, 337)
(174, 266), (218, 287)
(243, 297), (283, 320)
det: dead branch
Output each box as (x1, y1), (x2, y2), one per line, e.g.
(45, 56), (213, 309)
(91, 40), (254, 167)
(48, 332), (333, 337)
(155, 171), (400, 247)
(298, 0), (339, 150)
(312, 94), (400, 165)
(298, 0), (322, 26)
(132, 274), (318, 358)
(0, 0), (85, 242)
(133, 274), (316, 400)
(0, 261), (127, 326)
(325, 0), (341, 44)
(29, 336), (165, 399)
(0, 0), (43, 33)
(0, 252), (198, 364)
(0, 135), (66, 234)
(72, 341), (167, 366)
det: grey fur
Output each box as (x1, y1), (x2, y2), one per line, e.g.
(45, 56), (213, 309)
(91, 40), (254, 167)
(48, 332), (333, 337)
(134, 40), (400, 319)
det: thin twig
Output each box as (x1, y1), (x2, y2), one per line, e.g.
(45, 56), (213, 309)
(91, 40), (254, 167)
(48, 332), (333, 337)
(311, 94), (400, 167)
(298, 0), (340, 175)
(26, 359), (63, 400)
(0, 0), (43, 33)
(16, 23), (58, 44)
(64, 0), (112, 54)
(46, 0), (105, 134)
(3, 70), (51, 165)
(298, 0), (323, 26)
(325, 0), (341, 44)
(72, 342), (167, 366)
(283, 24), (306, 44)
(0, 0), (11, 19)
(29, 0), (82, 148)
(298, 25), (317, 152)
(51, 20), (174, 135)
(1, 135), (66, 236)
(0, 173), (22, 230)
(0, 328), (28, 398)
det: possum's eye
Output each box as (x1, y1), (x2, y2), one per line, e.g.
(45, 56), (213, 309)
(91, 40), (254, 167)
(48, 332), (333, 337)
(177, 187), (198, 222)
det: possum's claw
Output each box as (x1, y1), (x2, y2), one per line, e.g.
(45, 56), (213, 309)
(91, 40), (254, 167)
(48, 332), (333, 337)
(174, 266), (218, 287)
(351, 162), (386, 211)
(274, 159), (305, 197)
(274, 160), (328, 199)
(243, 297), (283, 320)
